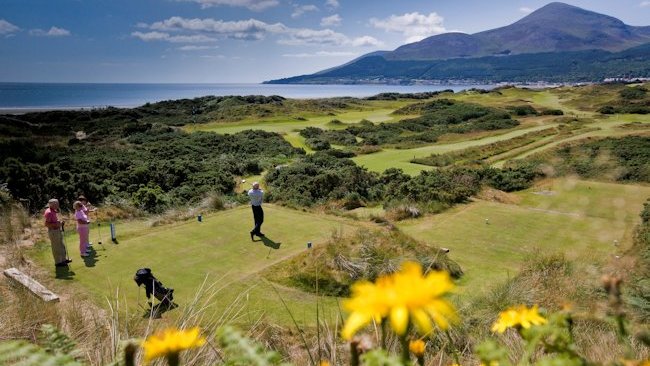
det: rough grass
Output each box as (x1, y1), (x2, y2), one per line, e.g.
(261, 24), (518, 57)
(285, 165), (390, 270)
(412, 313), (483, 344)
(263, 228), (463, 297)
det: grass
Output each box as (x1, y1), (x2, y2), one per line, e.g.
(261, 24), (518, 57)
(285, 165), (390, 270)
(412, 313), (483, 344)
(496, 114), (650, 164)
(352, 124), (558, 175)
(186, 105), (416, 136)
(29, 204), (356, 326)
(396, 178), (650, 297)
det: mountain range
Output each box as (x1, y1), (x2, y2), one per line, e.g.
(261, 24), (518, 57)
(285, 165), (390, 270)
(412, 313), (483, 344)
(266, 2), (650, 84)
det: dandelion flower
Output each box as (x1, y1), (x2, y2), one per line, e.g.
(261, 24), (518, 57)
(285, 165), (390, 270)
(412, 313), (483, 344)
(491, 305), (547, 333)
(142, 327), (206, 363)
(409, 339), (426, 357)
(342, 261), (458, 339)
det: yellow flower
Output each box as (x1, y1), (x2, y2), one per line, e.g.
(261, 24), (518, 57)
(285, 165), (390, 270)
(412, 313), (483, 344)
(342, 261), (458, 339)
(409, 339), (426, 357)
(319, 361), (331, 366)
(141, 327), (206, 363)
(491, 305), (547, 333)
(480, 362), (499, 366)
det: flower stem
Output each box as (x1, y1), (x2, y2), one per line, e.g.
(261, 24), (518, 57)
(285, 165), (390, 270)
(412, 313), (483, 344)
(400, 335), (410, 365)
(167, 352), (180, 366)
(417, 355), (425, 366)
(350, 340), (360, 366)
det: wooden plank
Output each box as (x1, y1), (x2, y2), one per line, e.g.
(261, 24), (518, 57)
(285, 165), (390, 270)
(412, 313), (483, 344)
(3, 268), (60, 302)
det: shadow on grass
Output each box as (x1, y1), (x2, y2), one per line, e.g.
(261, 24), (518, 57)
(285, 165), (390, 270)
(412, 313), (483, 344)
(83, 248), (98, 267)
(55, 266), (75, 280)
(261, 236), (281, 250)
(142, 301), (178, 319)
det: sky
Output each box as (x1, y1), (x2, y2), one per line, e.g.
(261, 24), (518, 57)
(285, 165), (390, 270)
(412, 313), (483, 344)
(1, 0), (649, 83)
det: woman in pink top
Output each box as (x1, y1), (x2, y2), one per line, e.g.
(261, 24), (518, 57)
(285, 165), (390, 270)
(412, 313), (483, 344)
(78, 195), (96, 247)
(73, 201), (91, 257)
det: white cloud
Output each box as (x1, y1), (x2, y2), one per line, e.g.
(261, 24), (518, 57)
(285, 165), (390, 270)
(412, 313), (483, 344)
(148, 17), (287, 40)
(136, 16), (381, 47)
(325, 0), (339, 9)
(321, 14), (342, 27)
(640, 1), (650, 7)
(279, 29), (382, 47)
(0, 19), (19, 35)
(132, 31), (217, 43)
(179, 0), (279, 11)
(200, 54), (227, 59)
(29, 26), (71, 37)
(349, 35), (382, 47)
(283, 50), (358, 58)
(519, 7), (534, 13)
(178, 45), (219, 50)
(292, 5), (319, 18)
(370, 12), (447, 43)
(279, 28), (347, 45)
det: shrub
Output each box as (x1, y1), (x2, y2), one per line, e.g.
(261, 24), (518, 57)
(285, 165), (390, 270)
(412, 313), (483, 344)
(620, 86), (647, 100)
(132, 185), (169, 213)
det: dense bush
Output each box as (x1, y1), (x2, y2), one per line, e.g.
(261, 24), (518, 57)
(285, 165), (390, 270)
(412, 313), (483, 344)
(484, 163), (543, 192)
(265, 152), (381, 206)
(0, 129), (302, 212)
(507, 105), (538, 116)
(620, 85), (647, 100)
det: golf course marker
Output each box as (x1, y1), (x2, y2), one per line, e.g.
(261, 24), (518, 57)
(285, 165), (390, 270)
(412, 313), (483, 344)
(4, 268), (60, 302)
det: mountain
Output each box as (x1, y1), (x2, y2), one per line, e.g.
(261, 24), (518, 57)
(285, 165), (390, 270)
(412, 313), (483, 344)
(266, 2), (650, 84)
(388, 2), (650, 60)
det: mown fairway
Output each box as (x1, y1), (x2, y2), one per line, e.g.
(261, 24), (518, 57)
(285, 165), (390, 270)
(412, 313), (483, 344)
(352, 124), (557, 175)
(398, 179), (650, 296)
(32, 205), (355, 325)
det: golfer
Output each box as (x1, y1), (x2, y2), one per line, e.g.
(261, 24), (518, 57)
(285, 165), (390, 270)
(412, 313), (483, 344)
(248, 182), (264, 241)
(73, 201), (91, 257)
(43, 199), (70, 267)
(78, 195), (95, 246)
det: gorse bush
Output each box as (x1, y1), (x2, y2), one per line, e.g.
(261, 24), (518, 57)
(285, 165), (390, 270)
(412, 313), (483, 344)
(0, 129), (302, 212)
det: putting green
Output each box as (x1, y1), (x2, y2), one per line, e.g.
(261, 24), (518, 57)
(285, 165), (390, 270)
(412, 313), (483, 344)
(31, 205), (355, 325)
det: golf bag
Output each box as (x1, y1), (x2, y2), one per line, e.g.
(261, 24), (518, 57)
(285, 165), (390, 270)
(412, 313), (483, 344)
(134, 268), (174, 306)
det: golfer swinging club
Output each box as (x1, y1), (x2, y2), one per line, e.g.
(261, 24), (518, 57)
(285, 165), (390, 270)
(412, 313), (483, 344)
(248, 182), (265, 241)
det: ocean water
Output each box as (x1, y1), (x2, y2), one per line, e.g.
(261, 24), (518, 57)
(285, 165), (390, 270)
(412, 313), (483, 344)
(0, 83), (496, 111)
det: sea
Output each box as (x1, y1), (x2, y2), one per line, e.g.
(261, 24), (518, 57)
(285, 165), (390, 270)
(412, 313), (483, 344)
(0, 83), (497, 112)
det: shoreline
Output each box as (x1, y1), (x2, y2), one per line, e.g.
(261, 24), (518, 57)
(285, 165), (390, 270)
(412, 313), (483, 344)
(0, 106), (136, 115)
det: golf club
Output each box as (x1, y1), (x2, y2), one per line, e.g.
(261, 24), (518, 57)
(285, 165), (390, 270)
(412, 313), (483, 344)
(94, 211), (105, 250)
(61, 221), (71, 263)
(96, 221), (103, 246)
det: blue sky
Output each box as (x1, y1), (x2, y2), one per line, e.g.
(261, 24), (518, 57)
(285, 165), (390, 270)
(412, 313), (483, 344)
(1, 0), (649, 83)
